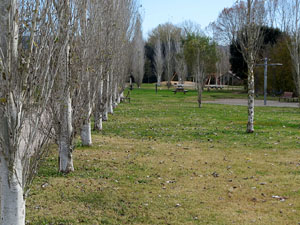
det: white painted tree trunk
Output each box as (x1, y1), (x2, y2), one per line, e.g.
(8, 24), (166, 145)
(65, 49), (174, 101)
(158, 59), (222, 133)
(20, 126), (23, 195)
(0, 1), (25, 223)
(108, 94), (114, 114)
(102, 73), (109, 121)
(81, 120), (92, 146)
(59, 91), (74, 173)
(247, 65), (255, 133)
(107, 72), (114, 114)
(113, 85), (118, 108)
(0, 156), (25, 225)
(117, 92), (121, 104)
(120, 92), (124, 101)
(94, 80), (103, 131)
(94, 111), (103, 131)
(157, 75), (161, 86)
(0, 114), (25, 225)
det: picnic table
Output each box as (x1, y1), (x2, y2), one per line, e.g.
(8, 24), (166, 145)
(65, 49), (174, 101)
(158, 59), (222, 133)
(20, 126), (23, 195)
(172, 84), (188, 94)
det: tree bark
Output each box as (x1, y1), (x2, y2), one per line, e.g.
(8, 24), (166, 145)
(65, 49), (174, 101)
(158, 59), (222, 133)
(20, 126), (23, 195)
(94, 80), (103, 131)
(157, 76), (161, 86)
(247, 64), (255, 133)
(0, 156), (25, 225)
(198, 90), (202, 108)
(102, 74), (109, 121)
(113, 84), (118, 108)
(0, 1), (26, 223)
(0, 112), (25, 225)
(107, 72), (114, 114)
(80, 120), (92, 146)
(108, 94), (114, 114)
(58, 91), (74, 173)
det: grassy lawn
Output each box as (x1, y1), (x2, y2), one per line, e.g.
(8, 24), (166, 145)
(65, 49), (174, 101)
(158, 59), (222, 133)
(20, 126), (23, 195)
(26, 84), (300, 224)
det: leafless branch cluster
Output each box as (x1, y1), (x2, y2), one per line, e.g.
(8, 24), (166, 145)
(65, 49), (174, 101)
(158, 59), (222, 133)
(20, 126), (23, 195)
(213, 0), (267, 133)
(272, 0), (300, 100)
(0, 0), (141, 223)
(131, 14), (145, 88)
(149, 23), (183, 88)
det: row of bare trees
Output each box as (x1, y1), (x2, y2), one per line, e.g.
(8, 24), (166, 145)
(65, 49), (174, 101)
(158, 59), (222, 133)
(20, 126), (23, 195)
(149, 23), (184, 88)
(147, 23), (221, 107)
(0, 0), (143, 224)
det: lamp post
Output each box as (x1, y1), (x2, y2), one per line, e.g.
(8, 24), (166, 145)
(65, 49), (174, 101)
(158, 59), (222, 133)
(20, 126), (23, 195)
(256, 58), (282, 105)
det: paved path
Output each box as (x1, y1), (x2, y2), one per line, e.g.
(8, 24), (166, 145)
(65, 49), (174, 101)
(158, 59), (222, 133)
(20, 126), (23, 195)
(204, 99), (299, 108)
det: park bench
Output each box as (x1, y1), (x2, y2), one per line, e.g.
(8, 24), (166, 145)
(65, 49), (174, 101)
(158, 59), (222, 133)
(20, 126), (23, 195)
(279, 92), (297, 102)
(121, 91), (131, 103)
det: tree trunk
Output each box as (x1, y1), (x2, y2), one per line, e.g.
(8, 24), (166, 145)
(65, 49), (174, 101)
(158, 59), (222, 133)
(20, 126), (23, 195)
(94, 80), (103, 131)
(81, 119), (92, 146)
(102, 74), (109, 121)
(197, 78), (203, 108)
(80, 79), (92, 146)
(107, 72), (114, 114)
(94, 110), (103, 131)
(108, 94), (114, 114)
(0, 1), (25, 223)
(0, 114), (25, 225)
(58, 91), (74, 173)
(113, 84), (118, 108)
(116, 92), (121, 104)
(157, 75), (161, 86)
(103, 112), (108, 121)
(296, 63), (300, 108)
(0, 157), (25, 225)
(247, 64), (255, 133)
(198, 90), (202, 108)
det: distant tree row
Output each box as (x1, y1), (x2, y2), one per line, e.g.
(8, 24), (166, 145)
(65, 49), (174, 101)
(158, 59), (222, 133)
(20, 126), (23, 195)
(143, 0), (300, 134)
(144, 22), (224, 107)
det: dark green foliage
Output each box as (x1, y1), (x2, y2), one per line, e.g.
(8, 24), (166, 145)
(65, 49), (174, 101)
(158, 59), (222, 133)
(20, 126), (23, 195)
(230, 26), (283, 80)
(183, 32), (218, 76)
(230, 43), (247, 80)
(143, 43), (156, 83)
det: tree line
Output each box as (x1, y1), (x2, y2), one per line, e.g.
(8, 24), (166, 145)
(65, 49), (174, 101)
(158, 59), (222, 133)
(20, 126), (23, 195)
(143, 0), (300, 133)
(144, 22), (222, 108)
(0, 0), (144, 224)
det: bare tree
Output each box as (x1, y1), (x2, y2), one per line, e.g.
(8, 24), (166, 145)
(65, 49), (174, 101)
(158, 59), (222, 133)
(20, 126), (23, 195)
(49, 0), (75, 173)
(213, 0), (267, 133)
(165, 29), (173, 88)
(175, 40), (188, 84)
(216, 46), (231, 85)
(275, 0), (300, 103)
(132, 14), (145, 88)
(153, 38), (164, 86)
(0, 0), (59, 223)
(184, 33), (217, 108)
(149, 23), (181, 88)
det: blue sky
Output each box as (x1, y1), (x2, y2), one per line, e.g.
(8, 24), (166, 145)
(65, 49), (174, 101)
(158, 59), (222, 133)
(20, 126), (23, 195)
(140, 0), (237, 38)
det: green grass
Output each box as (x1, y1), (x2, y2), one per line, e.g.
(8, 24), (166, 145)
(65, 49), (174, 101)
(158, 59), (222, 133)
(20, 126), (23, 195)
(26, 84), (300, 225)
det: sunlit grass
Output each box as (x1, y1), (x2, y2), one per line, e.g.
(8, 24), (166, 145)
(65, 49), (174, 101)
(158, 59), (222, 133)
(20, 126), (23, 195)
(26, 84), (300, 224)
